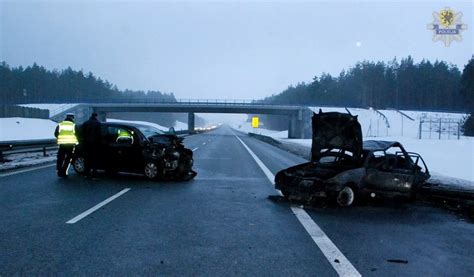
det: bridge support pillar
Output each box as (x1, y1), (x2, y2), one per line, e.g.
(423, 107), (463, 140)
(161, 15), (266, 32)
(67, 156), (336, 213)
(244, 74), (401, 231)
(188, 112), (195, 132)
(288, 108), (312, 139)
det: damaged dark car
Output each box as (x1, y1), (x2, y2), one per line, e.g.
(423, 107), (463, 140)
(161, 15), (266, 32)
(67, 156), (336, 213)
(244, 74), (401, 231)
(72, 122), (197, 181)
(275, 111), (430, 206)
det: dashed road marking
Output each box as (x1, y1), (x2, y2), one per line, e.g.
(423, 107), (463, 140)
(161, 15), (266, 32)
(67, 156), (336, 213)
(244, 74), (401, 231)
(66, 188), (131, 224)
(233, 132), (361, 277)
(0, 163), (55, 177)
(192, 147), (199, 151)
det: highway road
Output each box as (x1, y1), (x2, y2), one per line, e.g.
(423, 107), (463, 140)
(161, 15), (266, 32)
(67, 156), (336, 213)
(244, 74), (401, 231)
(1, 126), (473, 275)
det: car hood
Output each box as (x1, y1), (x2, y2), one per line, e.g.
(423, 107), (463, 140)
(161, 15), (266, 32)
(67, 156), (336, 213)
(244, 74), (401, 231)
(148, 134), (183, 146)
(311, 111), (363, 162)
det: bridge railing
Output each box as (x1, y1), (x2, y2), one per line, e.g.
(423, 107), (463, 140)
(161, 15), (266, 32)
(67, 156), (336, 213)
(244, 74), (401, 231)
(32, 99), (311, 107)
(83, 99), (294, 106)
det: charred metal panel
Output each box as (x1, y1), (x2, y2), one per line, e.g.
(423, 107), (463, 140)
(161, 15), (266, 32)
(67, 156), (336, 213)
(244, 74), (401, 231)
(311, 111), (362, 162)
(327, 168), (365, 189)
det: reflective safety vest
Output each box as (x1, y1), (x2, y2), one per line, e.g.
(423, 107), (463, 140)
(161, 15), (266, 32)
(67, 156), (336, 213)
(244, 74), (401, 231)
(57, 121), (78, 145)
(116, 129), (133, 143)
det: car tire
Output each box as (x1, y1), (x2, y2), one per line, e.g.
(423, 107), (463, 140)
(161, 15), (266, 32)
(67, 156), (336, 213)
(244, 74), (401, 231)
(336, 186), (355, 207)
(144, 162), (159, 180)
(73, 156), (87, 175)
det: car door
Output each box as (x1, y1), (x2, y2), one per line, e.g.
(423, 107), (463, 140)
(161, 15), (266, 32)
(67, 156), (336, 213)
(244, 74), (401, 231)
(364, 150), (414, 193)
(106, 126), (143, 172)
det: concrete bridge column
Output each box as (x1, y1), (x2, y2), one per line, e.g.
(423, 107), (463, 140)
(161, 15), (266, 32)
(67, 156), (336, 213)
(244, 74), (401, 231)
(188, 112), (195, 132)
(288, 114), (297, 138)
(288, 108), (312, 139)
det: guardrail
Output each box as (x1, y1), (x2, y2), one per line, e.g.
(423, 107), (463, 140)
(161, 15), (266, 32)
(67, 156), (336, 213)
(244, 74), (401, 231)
(0, 130), (195, 162)
(0, 139), (58, 162)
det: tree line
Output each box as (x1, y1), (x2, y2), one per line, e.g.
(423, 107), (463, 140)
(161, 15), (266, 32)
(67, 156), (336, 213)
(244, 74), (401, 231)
(257, 56), (474, 133)
(261, 56), (465, 111)
(0, 62), (176, 104)
(0, 62), (184, 127)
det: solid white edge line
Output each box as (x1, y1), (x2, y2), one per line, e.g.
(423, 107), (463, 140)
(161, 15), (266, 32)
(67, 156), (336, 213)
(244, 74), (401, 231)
(233, 132), (361, 277)
(0, 163), (55, 177)
(66, 188), (131, 224)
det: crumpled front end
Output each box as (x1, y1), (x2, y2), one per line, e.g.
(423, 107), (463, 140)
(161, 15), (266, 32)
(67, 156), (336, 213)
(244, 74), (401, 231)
(275, 162), (337, 200)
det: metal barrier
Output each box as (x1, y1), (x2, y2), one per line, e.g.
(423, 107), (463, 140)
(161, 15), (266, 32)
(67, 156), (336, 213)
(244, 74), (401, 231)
(418, 118), (462, 139)
(0, 139), (58, 162)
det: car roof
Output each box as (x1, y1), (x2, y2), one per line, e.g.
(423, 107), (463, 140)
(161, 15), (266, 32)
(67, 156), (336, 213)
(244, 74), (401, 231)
(363, 140), (402, 151)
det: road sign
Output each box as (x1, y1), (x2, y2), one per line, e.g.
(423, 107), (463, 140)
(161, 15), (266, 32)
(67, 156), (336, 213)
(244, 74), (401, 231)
(252, 116), (259, 128)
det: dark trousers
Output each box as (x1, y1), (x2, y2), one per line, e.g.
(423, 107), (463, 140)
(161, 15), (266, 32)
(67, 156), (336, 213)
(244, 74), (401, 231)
(57, 144), (75, 176)
(84, 144), (100, 175)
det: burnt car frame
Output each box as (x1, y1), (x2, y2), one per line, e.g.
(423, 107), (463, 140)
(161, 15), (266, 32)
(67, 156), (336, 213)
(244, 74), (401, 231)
(275, 111), (430, 206)
(72, 122), (196, 181)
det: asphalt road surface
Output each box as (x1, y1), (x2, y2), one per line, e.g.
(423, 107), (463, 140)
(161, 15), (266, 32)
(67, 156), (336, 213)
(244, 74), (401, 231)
(1, 126), (473, 276)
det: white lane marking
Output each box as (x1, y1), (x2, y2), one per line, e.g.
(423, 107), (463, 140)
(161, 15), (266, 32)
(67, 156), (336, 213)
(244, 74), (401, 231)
(66, 188), (131, 224)
(0, 163), (55, 177)
(192, 147), (199, 151)
(290, 207), (360, 276)
(202, 142), (206, 145)
(233, 134), (275, 186)
(233, 132), (361, 277)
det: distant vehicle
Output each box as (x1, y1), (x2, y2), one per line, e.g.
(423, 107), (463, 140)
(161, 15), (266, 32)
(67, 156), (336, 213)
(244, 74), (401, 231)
(72, 122), (196, 181)
(275, 111), (430, 207)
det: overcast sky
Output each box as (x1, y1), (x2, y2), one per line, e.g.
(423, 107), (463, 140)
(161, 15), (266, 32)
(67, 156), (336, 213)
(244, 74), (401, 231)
(1, 0), (472, 100)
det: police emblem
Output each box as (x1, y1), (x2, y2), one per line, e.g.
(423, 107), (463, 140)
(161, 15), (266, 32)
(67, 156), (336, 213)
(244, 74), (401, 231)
(427, 7), (468, 47)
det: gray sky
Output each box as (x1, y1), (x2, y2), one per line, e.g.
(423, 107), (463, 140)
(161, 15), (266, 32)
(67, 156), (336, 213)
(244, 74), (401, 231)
(1, 0), (472, 100)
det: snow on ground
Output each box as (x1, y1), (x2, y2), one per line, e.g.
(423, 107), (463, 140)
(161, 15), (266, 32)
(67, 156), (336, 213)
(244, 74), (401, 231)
(0, 152), (56, 171)
(0, 117), (58, 142)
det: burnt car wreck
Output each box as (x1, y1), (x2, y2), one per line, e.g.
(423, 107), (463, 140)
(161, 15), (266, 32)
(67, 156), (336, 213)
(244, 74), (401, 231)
(73, 122), (197, 181)
(275, 111), (430, 206)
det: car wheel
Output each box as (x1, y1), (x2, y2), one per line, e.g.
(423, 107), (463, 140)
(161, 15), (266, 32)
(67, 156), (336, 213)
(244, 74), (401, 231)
(73, 156), (87, 175)
(144, 162), (159, 180)
(336, 186), (355, 207)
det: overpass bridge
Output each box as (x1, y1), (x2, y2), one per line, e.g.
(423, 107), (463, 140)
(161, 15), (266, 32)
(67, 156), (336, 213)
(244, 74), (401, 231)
(50, 100), (313, 138)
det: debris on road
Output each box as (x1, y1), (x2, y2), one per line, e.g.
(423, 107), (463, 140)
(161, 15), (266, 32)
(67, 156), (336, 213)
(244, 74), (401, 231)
(387, 259), (408, 264)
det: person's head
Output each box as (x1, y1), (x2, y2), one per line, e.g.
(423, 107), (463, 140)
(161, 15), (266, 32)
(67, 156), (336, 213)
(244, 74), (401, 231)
(91, 112), (98, 118)
(65, 113), (75, 122)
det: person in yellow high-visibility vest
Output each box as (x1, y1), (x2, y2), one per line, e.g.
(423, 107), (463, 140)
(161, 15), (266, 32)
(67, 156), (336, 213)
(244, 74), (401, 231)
(116, 128), (134, 144)
(54, 113), (78, 177)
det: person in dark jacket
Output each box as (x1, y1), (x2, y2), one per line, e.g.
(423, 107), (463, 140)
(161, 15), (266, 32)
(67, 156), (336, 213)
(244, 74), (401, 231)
(81, 112), (102, 177)
(54, 113), (78, 177)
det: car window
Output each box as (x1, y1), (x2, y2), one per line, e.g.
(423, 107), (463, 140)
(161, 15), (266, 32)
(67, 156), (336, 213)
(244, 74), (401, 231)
(368, 151), (386, 168)
(386, 146), (403, 155)
(136, 126), (165, 139)
(106, 126), (134, 145)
